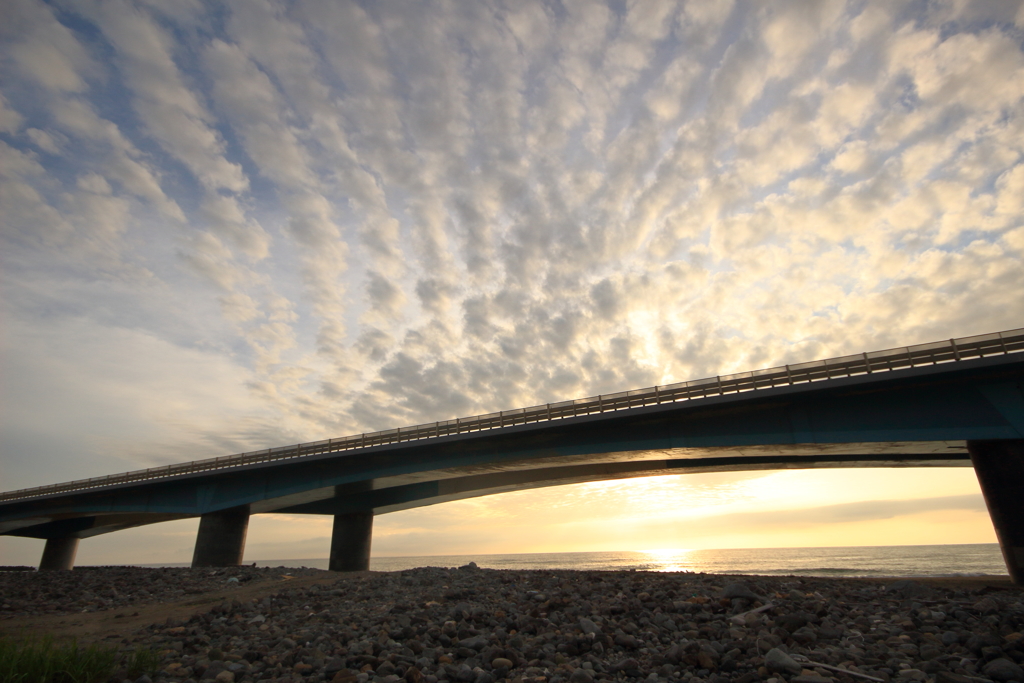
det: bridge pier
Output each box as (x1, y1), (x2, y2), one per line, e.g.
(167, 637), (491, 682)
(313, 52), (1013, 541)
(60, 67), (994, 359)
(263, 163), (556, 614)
(329, 512), (373, 572)
(969, 440), (1024, 584)
(191, 505), (249, 567)
(39, 537), (79, 570)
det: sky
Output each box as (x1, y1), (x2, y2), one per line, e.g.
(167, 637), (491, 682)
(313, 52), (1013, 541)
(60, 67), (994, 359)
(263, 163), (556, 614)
(1, 0), (1023, 566)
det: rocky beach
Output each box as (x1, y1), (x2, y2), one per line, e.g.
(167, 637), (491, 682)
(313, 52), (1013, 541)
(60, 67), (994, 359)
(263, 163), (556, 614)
(2, 565), (1023, 683)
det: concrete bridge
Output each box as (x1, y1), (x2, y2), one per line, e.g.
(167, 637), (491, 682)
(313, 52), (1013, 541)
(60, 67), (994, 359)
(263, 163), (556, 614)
(3, 329), (1024, 580)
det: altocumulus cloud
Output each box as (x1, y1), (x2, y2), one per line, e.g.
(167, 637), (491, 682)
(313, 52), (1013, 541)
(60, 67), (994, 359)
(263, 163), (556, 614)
(1, 0), (1024, 495)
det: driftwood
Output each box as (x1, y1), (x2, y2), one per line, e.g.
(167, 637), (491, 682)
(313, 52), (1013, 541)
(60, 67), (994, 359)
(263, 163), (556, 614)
(728, 601), (775, 625)
(789, 654), (885, 682)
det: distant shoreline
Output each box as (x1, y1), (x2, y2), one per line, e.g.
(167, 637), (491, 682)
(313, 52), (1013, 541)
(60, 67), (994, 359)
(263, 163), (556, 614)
(120, 543), (1007, 578)
(2, 542), (1007, 577)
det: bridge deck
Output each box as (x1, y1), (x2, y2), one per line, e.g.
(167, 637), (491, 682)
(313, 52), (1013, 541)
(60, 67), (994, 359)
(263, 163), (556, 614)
(3, 328), (1022, 504)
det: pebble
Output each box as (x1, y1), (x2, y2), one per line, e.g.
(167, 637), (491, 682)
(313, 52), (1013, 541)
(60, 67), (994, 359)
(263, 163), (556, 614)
(765, 648), (803, 674)
(569, 668), (593, 683)
(3, 566), (1024, 683)
(719, 582), (762, 602)
(983, 658), (1024, 682)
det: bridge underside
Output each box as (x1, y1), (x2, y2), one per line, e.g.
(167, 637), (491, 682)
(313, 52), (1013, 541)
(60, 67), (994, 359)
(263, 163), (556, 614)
(2, 441), (971, 539)
(276, 442), (973, 516)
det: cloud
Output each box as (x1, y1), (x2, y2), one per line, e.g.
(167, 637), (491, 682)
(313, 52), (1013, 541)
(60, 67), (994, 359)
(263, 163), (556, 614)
(70, 0), (268, 264)
(0, 314), (285, 524)
(694, 494), (987, 529)
(25, 127), (61, 153)
(48, 98), (185, 221)
(83, 2), (248, 194)
(2, 0), (98, 93)
(0, 94), (24, 133)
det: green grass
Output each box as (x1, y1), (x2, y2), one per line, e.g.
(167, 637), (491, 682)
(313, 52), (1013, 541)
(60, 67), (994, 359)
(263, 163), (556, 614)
(0, 635), (161, 683)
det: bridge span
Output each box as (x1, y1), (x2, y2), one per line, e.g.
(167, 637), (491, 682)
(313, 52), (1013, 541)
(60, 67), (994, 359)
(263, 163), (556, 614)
(3, 330), (1024, 579)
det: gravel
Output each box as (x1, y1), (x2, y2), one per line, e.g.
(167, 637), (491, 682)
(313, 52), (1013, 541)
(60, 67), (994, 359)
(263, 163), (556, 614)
(4, 564), (1024, 683)
(0, 565), (323, 616)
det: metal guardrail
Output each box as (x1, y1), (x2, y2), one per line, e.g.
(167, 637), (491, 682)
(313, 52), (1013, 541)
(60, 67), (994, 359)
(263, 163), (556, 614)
(2, 328), (1022, 503)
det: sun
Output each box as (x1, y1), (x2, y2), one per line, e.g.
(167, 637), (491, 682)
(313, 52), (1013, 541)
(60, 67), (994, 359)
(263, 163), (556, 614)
(640, 548), (697, 572)
(638, 544), (696, 573)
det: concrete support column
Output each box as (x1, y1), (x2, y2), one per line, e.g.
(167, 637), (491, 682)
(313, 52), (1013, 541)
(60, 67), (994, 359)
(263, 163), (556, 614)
(969, 439), (1024, 584)
(39, 537), (79, 571)
(191, 505), (249, 568)
(329, 512), (373, 572)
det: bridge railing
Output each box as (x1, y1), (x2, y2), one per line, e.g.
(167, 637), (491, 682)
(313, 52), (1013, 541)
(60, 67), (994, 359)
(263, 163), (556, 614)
(3, 328), (1023, 503)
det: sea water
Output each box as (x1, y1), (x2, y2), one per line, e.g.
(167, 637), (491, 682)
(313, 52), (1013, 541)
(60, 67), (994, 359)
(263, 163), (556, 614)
(248, 543), (1005, 577)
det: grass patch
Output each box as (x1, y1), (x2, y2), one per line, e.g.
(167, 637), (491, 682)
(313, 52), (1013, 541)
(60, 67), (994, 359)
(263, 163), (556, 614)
(0, 634), (117, 683)
(0, 635), (161, 683)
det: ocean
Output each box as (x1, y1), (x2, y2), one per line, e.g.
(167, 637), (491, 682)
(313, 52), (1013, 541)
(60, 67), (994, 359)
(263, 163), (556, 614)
(243, 543), (1006, 578)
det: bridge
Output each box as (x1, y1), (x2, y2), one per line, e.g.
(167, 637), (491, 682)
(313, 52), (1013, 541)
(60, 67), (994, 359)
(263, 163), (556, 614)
(3, 329), (1024, 580)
